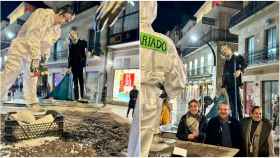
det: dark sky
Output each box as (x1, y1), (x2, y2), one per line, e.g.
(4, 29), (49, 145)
(1, 1), (204, 33)
(153, 1), (204, 34)
(1, 1), (49, 20)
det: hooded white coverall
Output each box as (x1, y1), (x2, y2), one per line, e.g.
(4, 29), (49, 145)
(0, 8), (61, 105)
(139, 1), (186, 156)
(127, 91), (140, 157)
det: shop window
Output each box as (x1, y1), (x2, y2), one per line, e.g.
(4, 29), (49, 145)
(244, 82), (257, 116)
(262, 80), (278, 120)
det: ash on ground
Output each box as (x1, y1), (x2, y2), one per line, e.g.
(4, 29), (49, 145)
(2, 109), (130, 157)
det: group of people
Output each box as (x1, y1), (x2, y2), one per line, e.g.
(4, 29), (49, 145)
(176, 99), (275, 157)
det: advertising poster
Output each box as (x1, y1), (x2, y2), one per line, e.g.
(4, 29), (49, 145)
(113, 69), (140, 102)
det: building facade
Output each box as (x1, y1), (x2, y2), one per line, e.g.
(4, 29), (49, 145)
(229, 1), (279, 119)
(43, 2), (105, 103)
(177, 1), (242, 118)
(106, 2), (139, 105)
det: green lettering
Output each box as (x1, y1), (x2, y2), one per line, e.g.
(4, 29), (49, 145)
(140, 32), (168, 53)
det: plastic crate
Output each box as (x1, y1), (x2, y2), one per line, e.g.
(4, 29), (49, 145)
(4, 110), (64, 142)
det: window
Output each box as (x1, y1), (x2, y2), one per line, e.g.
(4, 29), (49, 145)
(194, 59), (198, 75)
(111, 18), (123, 34)
(262, 81), (278, 121)
(123, 13), (139, 31)
(125, 2), (139, 14)
(244, 82), (257, 116)
(266, 27), (277, 59)
(189, 61), (192, 76)
(55, 39), (67, 60)
(109, 2), (139, 35)
(246, 36), (255, 64)
(207, 53), (213, 73)
(200, 56), (204, 74)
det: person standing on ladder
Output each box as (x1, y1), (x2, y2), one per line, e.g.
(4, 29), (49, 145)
(221, 45), (247, 120)
(68, 27), (88, 101)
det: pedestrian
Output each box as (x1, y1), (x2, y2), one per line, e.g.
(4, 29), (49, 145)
(176, 99), (207, 143)
(11, 84), (16, 98)
(160, 98), (172, 125)
(20, 81), (23, 93)
(240, 106), (275, 157)
(0, 6), (75, 112)
(68, 27), (87, 101)
(221, 45), (247, 120)
(127, 85), (138, 118)
(205, 102), (242, 155)
(272, 96), (279, 131)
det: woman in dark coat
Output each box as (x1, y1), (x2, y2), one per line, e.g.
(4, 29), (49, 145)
(176, 99), (208, 143)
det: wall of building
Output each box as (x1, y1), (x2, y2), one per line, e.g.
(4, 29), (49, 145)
(233, 3), (279, 56)
(106, 44), (139, 105)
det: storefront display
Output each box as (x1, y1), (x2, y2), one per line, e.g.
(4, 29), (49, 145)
(113, 69), (140, 102)
(262, 81), (279, 120)
(85, 71), (102, 102)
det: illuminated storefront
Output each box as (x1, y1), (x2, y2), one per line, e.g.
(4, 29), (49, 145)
(113, 69), (140, 102)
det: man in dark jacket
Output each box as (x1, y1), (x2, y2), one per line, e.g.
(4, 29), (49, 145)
(127, 85), (138, 118)
(205, 102), (242, 155)
(221, 45), (247, 120)
(68, 27), (87, 100)
(176, 99), (208, 143)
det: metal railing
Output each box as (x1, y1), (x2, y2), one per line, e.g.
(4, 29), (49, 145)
(48, 50), (68, 62)
(230, 1), (274, 27)
(201, 29), (238, 43)
(246, 46), (279, 66)
(182, 29), (238, 56)
(187, 66), (214, 77)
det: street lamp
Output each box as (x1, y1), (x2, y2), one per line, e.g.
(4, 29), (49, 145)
(190, 34), (198, 43)
(6, 30), (15, 40)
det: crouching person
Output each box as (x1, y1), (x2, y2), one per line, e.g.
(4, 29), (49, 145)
(176, 99), (207, 143)
(240, 106), (275, 157)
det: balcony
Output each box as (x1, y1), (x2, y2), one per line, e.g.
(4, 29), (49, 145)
(230, 1), (274, 27)
(187, 66), (214, 78)
(246, 46), (279, 66)
(182, 29), (238, 56)
(201, 29), (238, 43)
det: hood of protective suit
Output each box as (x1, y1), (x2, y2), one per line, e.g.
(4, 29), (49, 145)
(140, 1), (157, 25)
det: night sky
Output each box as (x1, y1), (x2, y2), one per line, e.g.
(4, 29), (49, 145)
(1, 1), (204, 33)
(1, 1), (49, 20)
(153, 1), (204, 34)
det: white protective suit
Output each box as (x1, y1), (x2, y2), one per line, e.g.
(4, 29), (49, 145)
(0, 8), (61, 105)
(140, 1), (186, 156)
(127, 92), (140, 157)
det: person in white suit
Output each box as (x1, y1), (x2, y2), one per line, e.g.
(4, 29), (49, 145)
(139, 1), (187, 156)
(0, 7), (75, 112)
